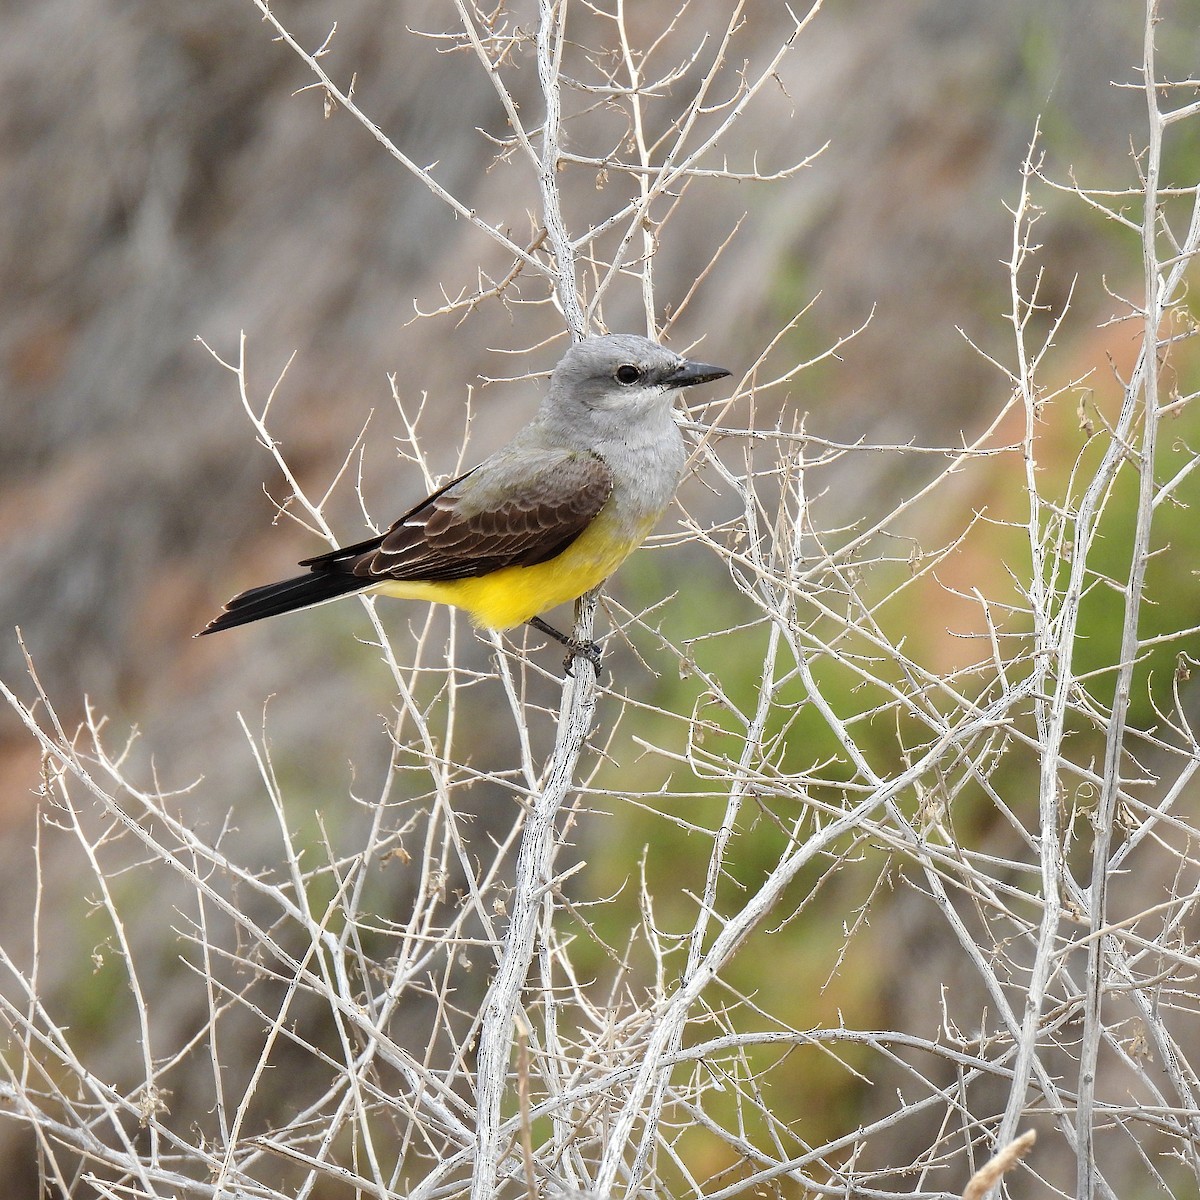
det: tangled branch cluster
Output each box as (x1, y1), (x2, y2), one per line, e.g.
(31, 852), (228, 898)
(3, 4), (1199, 1200)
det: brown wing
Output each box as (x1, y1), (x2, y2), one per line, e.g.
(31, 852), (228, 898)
(305, 451), (614, 584)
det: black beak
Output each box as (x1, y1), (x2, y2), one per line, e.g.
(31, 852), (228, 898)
(662, 358), (732, 389)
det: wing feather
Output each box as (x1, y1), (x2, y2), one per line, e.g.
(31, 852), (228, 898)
(312, 450), (613, 584)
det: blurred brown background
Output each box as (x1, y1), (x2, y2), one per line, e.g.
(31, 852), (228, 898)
(0, 0), (1179, 1192)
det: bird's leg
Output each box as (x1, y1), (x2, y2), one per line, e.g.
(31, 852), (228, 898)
(527, 616), (603, 675)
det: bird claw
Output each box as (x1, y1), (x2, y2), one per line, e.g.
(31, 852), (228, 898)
(528, 616), (604, 679)
(562, 639), (604, 679)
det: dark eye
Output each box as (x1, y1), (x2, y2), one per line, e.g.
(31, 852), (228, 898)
(615, 364), (642, 385)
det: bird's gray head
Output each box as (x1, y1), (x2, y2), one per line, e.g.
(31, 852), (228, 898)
(547, 334), (730, 419)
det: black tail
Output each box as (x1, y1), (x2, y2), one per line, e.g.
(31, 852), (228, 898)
(198, 570), (370, 635)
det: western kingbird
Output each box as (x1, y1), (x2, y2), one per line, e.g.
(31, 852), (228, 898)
(199, 334), (730, 664)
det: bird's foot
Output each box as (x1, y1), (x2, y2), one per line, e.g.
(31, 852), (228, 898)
(562, 638), (603, 678)
(528, 616), (604, 678)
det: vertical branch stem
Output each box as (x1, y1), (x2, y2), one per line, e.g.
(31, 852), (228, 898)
(992, 132), (1067, 1161)
(616, 0), (658, 335)
(469, 652), (598, 1200)
(470, 8), (596, 1197)
(537, 0), (585, 338)
(1076, 5), (1164, 1194)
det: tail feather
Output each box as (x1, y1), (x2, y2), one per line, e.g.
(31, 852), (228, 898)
(199, 570), (370, 635)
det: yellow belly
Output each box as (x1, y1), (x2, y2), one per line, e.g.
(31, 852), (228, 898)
(371, 514), (653, 630)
